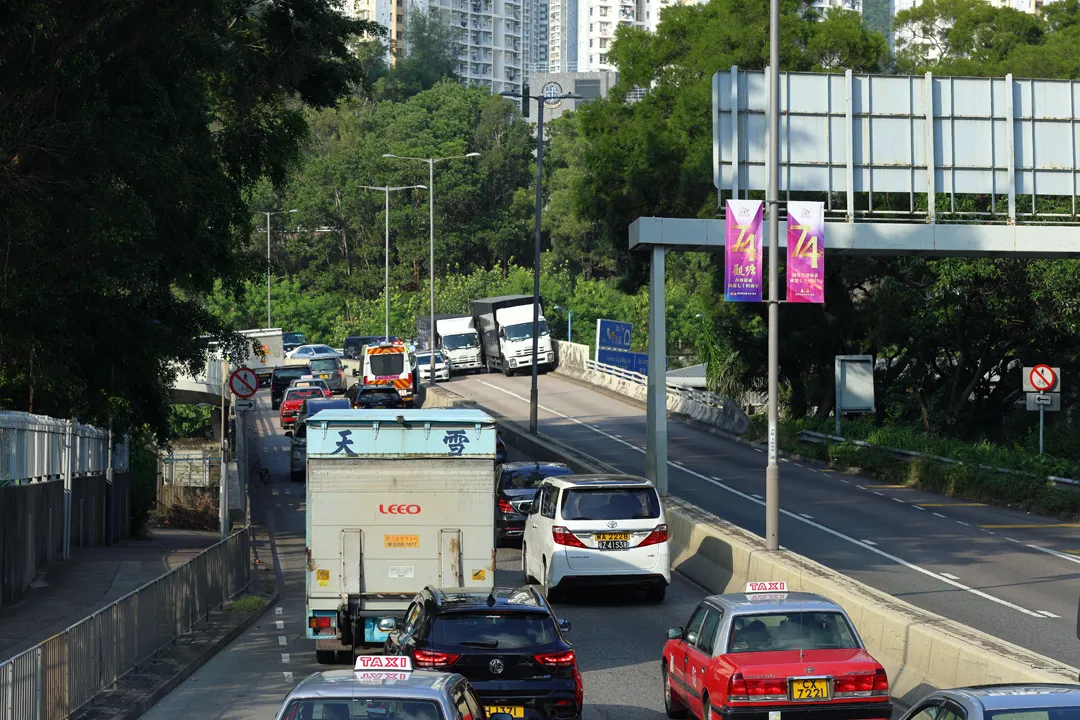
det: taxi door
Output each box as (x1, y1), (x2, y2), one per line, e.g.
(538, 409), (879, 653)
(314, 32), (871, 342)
(683, 606), (721, 719)
(671, 606), (708, 712)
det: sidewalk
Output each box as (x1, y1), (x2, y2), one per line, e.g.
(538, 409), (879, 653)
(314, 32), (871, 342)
(0, 527), (219, 661)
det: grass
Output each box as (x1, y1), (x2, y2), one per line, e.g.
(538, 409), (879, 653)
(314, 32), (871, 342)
(230, 595), (266, 614)
(746, 416), (1080, 521)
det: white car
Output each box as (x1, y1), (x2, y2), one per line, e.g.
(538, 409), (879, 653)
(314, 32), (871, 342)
(414, 351), (451, 382)
(522, 474), (670, 603)
(285, 343), (341, 359)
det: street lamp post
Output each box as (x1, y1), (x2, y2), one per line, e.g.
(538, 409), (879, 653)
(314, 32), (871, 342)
(257, 209), (297, 328)
(360, 185), (428, 340)
(765, 0), (781, 551)
(554, 304), (572, 343)
(500, 89), (581, 434)
(382, 153), (480, 385)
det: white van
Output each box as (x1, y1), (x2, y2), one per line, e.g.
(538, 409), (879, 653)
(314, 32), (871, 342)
(359, 341), (415, 403)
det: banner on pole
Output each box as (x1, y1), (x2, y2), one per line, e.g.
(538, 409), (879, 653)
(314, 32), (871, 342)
(724, 200), (764, 302)
(786, 201), (825, 304)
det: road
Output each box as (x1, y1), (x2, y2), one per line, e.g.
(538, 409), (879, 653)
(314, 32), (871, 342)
(139, 389), (717, 720)
(446, 371), (1080, 667)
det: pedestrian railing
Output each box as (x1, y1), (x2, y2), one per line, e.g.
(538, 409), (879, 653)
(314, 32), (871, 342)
(581, 358), (730, 410)
(0, 527), (250, 720)
(160, 452), (221, 487)
(0, 412), (128, 487)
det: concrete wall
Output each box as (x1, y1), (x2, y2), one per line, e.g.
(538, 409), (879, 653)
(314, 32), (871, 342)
(552, 340), (750, 435)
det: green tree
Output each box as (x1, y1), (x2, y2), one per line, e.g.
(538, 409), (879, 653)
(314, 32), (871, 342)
(373, 7), (461, 101)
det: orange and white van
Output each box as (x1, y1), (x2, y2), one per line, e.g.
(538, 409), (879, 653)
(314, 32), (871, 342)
(360, 341), (416, 403)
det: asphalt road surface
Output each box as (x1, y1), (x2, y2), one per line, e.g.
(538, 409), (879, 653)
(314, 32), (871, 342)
(139, 389), (727, 720)
(445, 371), (1080, 668)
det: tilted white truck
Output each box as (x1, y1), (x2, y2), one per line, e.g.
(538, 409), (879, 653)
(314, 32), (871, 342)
(470, 295), (554, 376)
(304, 408), (497, 663)
(237, 327), (284, 386)
(416, 314), (483, 374)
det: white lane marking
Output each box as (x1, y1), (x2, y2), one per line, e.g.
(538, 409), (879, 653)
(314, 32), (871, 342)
(754, 448), (764, 453)
(711, 476), (724, 482)
(957, 521), (969, 527)
(1038, 610), (1061, 618)
(275, 607), (283, 616)
(940, 572), (960, 580)
(892, 498), (905, 503)
(799, 514), (814, 519)
(281, 653), (291, 664)
(862, 539), (878, 546)
(1027, 544), (1080, 566)
(278, 636), (288, 646)
(873, 492), (885, 497)
(856, 485), (866, 490)
(672, 460), (685, 466)
(590, 424), (601, 430)
(985, 530), (996, 535)
(614, 434), (623, 438)
(1007, 537), (1020, 543)
(839, 478), (850, 484)
(276, 620), (285, 630)
(781, 458), (790, 463)
(283, 671), (294, 682)
(913, 506), (926, 511)
(933, 512), (947, 518)
(477, 380), (1045, 617)
(794, 463), (803, 467)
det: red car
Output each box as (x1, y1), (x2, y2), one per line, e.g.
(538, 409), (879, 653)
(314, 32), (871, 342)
(662, 583), (891, 720)
(279, 387), (325, 429)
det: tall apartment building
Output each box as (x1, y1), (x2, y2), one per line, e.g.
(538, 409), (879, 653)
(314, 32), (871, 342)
(523, 0), (550, 72)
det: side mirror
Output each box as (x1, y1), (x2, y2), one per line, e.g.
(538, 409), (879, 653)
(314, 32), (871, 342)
(667, 626), (683, 640)
(352, 368), (359, 376)
(284, 430), (292, 437)
(377, 617), (397, 632)
(557, 618), (572, 632)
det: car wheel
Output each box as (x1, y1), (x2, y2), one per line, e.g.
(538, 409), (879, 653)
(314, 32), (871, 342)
(542, 559), (561, 603)
(315, 650), (336, 665)
(522, 544), (535, 584)
(646, 583), (667, 603)
(663, 663), (688, 719)
(701, 692), (711, 720)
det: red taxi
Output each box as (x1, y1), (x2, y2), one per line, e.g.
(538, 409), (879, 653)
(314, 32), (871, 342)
(279, 386), (326, 429)
(661, 582), (891, 720)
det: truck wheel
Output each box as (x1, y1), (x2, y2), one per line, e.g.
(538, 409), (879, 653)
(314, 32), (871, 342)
(502, 364), (512, 377)
(315, 650), (336, 665)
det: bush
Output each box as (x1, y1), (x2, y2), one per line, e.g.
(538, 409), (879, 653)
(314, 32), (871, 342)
(231, 595), (265, 614)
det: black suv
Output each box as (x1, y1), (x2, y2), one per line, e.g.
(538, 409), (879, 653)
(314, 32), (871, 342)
(270, 365), (311, 410)
(345, 384), (407, 408)
(496, 462), (573, 544)
(383, 586), (582, 720)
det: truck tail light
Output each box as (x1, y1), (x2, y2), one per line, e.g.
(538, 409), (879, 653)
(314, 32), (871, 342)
(872, 667), (889, 696)
(413, 648), (460, 668)
(637, 524), (668, 547)
(533, 650), (576, 667)
(308, 616), (332, 629)
(498, 498), (516, 514)
(552, 526), (587, 548)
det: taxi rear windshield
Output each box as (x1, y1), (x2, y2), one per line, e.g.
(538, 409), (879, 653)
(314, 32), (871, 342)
(559, 487), (661, 521)
(284, 388), (322, 401)
(431, 612), (558, 649)
(369, 353), (405, 376)
(728, 612), (859, 653)
(281, 699), (443, 720)
(987, 709), (1080, 720)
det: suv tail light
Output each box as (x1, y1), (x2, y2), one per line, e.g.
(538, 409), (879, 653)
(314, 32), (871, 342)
(412, 648), (460, 668)
(637, 524), (669, 547)
(872, 667), (889, 696)
(533, 650), (576, 667)
(552, 526), (587, 548)
(498, 498), (516, 514)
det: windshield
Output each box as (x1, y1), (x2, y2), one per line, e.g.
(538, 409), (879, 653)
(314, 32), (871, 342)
(431, 612), (558, 649)
(282, 332), (306, 345)
(281, 699), (443, 720)
(727, 611), (860, 653)
(274, 368), (307, 384)
(560, 487), (661, 521)
(369, 353), (405, 376)
(504, 320), (549, 342)
(443, 332), (478, 350)
(501, 466), (573, 490)
(310, 359), (339, 373)
(284, 388), (321, 403)
(988, 710), (1080, 720)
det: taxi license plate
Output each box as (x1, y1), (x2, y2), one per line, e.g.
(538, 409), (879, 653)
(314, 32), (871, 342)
(485, 706), (524, 718)
(790, 678), (829, 701)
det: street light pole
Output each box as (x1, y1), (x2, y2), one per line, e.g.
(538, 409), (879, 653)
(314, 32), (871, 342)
(361, 185), (427, 341)
(256, 209), (296, 329)
(382, 153), (480, 386)
(765, 0), (781, 551)
(500, 90), (581, 434)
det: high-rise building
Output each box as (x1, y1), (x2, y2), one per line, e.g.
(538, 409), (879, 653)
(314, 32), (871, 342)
(523, 0), (550, 72)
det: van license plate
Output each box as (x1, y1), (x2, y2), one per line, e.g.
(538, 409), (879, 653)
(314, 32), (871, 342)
(485, 707), (524, 719)
(597, 540), (629, 550)
(595, 532), (630, 542)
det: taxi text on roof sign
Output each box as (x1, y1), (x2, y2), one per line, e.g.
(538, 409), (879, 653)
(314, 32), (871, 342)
(355, 655), (412, 671)
(745, 581), (787, 593)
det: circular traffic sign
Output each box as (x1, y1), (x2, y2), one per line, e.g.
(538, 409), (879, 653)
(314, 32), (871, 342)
(229, 367), (258, 399)
(1029, 364), (1056, 392)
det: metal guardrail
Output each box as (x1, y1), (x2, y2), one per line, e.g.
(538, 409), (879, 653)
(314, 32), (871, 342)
(0, 527), (250, 720)
(582, 358), (730, 410)
(798, 430), (1080, 489)
(0, 412), (128, 487)
(160, 453), (222, 487)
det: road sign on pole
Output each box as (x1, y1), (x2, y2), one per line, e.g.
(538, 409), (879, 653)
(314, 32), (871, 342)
(1023, 365), (1060, 393)
(229, 367), (258, 399)
(234, 399), (255, 412)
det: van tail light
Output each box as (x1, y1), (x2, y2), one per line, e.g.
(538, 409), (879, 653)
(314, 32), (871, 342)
(637, 524), (669, 547)
(552, 526), (588, 548)
(498, 498), (516, 514)
(363, 376), (371, 385)
(872, 668), (889, 696)
(533, 650), (575, 667)
(412, 648), (460, 667)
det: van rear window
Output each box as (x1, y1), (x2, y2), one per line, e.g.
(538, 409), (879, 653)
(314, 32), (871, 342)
(559, 487), (661, 521)
(369, 353), (405, 376)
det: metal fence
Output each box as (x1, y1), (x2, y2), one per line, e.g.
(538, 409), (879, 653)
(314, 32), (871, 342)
(582, 358), (731, 410)
(0, 527), (250, 720)
(159, 453), (222, 487)
(0, 412), (128, 487)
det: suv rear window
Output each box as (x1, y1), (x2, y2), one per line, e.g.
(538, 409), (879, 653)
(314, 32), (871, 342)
(310, 358), (339, 372)
(369, 353), (405, 376)
(559, 487), (661, 521)
(274, 368), (307, 383)
(431, 612), (558, 649)
(358, 389), (401, 403)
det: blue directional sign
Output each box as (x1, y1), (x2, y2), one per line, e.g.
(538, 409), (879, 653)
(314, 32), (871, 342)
(596, 319), (632, 352)
(596, 349), (666, 377)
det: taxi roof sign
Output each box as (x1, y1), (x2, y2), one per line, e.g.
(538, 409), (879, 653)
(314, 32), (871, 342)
(355, 655), (412, 672)
(745, 581), (787, 593)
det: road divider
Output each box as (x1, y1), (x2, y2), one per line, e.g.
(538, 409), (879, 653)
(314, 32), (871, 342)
(419, 381), (1080, 706)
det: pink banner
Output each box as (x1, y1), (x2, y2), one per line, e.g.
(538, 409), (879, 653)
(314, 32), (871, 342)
(786, 201), (825, 304)
(724, 199), (764, 302)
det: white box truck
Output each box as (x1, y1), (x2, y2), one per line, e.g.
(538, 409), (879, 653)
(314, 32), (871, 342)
(304, 408), (497, 663)
(471, 296), (555, 376)
(238, 328), (284, 386)
(416, 314), (482, 374)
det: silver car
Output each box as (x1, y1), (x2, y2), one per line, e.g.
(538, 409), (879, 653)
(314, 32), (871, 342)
(415, 351), (451, 382)
(899, 684), (1080, 720)
(274, 657), (514, 720)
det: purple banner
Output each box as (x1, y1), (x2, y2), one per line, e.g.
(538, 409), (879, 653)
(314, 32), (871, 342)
(786, 201), (825, 304)
(724, 200), (764, 302)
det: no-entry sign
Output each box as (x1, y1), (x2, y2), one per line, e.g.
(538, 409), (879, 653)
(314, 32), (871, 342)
(229, 367), (258, 399)
(1026, 364), (1058, 393)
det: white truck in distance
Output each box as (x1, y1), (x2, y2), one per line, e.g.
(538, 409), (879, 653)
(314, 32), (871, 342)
(471, 295), (554, 376)
(436, 316), (481, 373)
(304, 408), (497, 664)
(238, 328), (284, 386)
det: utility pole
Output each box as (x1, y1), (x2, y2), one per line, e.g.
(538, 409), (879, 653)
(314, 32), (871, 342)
(764, 0), (782, 552)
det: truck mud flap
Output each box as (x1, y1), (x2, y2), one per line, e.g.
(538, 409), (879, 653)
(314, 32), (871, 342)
(439, 529), (463, 588)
